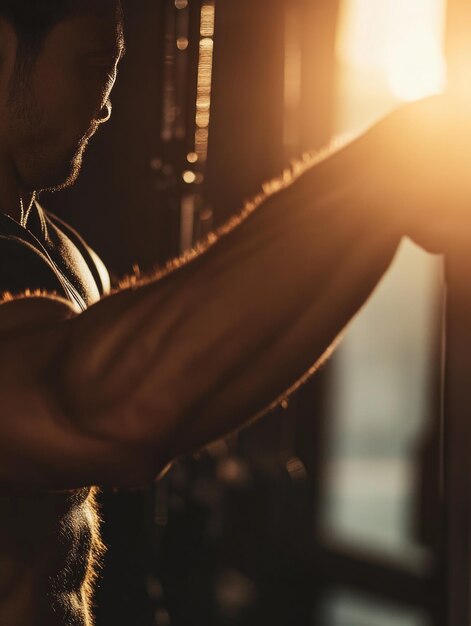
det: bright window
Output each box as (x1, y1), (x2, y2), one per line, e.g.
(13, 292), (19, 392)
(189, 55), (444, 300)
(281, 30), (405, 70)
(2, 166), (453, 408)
(321, 0), (447, 566)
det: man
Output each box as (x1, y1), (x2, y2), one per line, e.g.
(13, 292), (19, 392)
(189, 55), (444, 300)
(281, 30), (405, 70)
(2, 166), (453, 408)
(0, 0), (468, 624)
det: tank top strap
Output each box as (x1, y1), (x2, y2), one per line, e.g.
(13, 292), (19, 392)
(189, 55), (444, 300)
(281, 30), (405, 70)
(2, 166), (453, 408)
(0, 211), (87, 311)
(40, 208), (110, 298)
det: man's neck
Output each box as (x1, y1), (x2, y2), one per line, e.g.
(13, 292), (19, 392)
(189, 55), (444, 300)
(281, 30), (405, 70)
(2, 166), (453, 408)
(2, 193), (36, 227)
(0, 154), (35, 224)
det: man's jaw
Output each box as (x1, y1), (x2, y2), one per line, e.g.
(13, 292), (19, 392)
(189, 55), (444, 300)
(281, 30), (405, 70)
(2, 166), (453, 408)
(41, 123), (100, 192)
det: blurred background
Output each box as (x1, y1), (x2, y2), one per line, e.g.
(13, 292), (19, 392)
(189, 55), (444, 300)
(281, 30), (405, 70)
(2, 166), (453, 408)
(45, 0), (453, 624)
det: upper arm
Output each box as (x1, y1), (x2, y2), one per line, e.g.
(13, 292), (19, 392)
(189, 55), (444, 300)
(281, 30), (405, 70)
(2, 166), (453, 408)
(0, 295), (161, 490)
(0, 293), (77, 332)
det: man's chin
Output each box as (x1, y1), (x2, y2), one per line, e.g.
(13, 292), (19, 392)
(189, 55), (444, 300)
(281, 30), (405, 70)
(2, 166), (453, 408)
(39, 151), (84, 193)
(48, 168), (80, 192)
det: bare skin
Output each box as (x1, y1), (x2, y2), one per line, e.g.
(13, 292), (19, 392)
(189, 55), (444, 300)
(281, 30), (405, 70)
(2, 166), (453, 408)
(0, 3), (470, 626)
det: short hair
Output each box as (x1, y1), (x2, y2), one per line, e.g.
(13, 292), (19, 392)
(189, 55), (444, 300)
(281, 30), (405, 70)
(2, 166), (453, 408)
(0, 0), (122, 59)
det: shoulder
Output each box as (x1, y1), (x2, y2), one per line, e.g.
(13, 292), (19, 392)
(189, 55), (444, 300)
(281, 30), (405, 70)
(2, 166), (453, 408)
(0, 293), (78, 334)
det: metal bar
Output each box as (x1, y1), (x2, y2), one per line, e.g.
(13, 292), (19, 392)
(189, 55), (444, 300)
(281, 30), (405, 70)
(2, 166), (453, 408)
(444, 2), (471, 624)
(443, 255), (471, 626)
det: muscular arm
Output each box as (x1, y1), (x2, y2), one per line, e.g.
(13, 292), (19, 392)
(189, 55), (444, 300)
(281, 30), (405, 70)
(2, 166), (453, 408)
(0, 114), (412, 490)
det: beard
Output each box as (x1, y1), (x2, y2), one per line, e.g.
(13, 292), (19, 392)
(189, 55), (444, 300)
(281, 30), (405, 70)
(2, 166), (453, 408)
(7, 74), (99, 193)
(44, 126), (97, 192)
(10, 131), (93, 194)
(9, 120), (100, 194)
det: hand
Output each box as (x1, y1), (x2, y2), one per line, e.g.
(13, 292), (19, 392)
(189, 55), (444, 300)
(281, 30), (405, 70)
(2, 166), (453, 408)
(367, 93), (471, 254)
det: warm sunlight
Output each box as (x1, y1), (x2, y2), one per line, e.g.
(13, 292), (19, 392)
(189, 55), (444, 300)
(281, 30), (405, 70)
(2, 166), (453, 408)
(337, 0), (447, 103)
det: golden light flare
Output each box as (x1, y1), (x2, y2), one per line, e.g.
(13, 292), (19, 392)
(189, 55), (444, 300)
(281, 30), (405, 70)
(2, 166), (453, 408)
(182, 170), (197, 184)
(385, 5), (447, 101)
(177, 36), (189, 51)
(200, 3), (216, 38)
(179, 0), (216, 254)
(195, 8), (215, 161)
(336, 0), (447, 103)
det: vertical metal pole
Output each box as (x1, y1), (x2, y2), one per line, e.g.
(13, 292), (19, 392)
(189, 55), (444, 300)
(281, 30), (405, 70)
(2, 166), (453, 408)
(444, 2), (471, 624)
(443, 254), (471, 626)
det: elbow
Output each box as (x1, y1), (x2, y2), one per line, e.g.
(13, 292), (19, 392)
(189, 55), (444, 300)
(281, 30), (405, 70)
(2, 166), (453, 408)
(55, 356), (186, 485)
(67, 419), (177, 490)
(69, 401), (182, 488)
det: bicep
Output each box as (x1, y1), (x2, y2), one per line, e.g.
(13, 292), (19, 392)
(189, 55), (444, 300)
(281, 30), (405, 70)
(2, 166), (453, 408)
(0, 296), (159, 490)
(0, 292), (77, 330)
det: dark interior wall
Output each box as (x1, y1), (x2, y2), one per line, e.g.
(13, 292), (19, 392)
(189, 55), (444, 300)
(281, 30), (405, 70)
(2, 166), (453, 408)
(205, 0), (339, 224)
(205, 0), (286, 224)
(299, 0), (339, 150)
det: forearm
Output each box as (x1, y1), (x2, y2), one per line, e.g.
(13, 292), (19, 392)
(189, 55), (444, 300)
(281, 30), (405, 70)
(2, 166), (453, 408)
(59, 129), (401, 461)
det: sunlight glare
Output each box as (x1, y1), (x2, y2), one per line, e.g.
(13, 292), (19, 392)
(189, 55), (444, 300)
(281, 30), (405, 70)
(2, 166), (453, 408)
(337, 0), (447, 102)
(385, 2), (447, 101)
